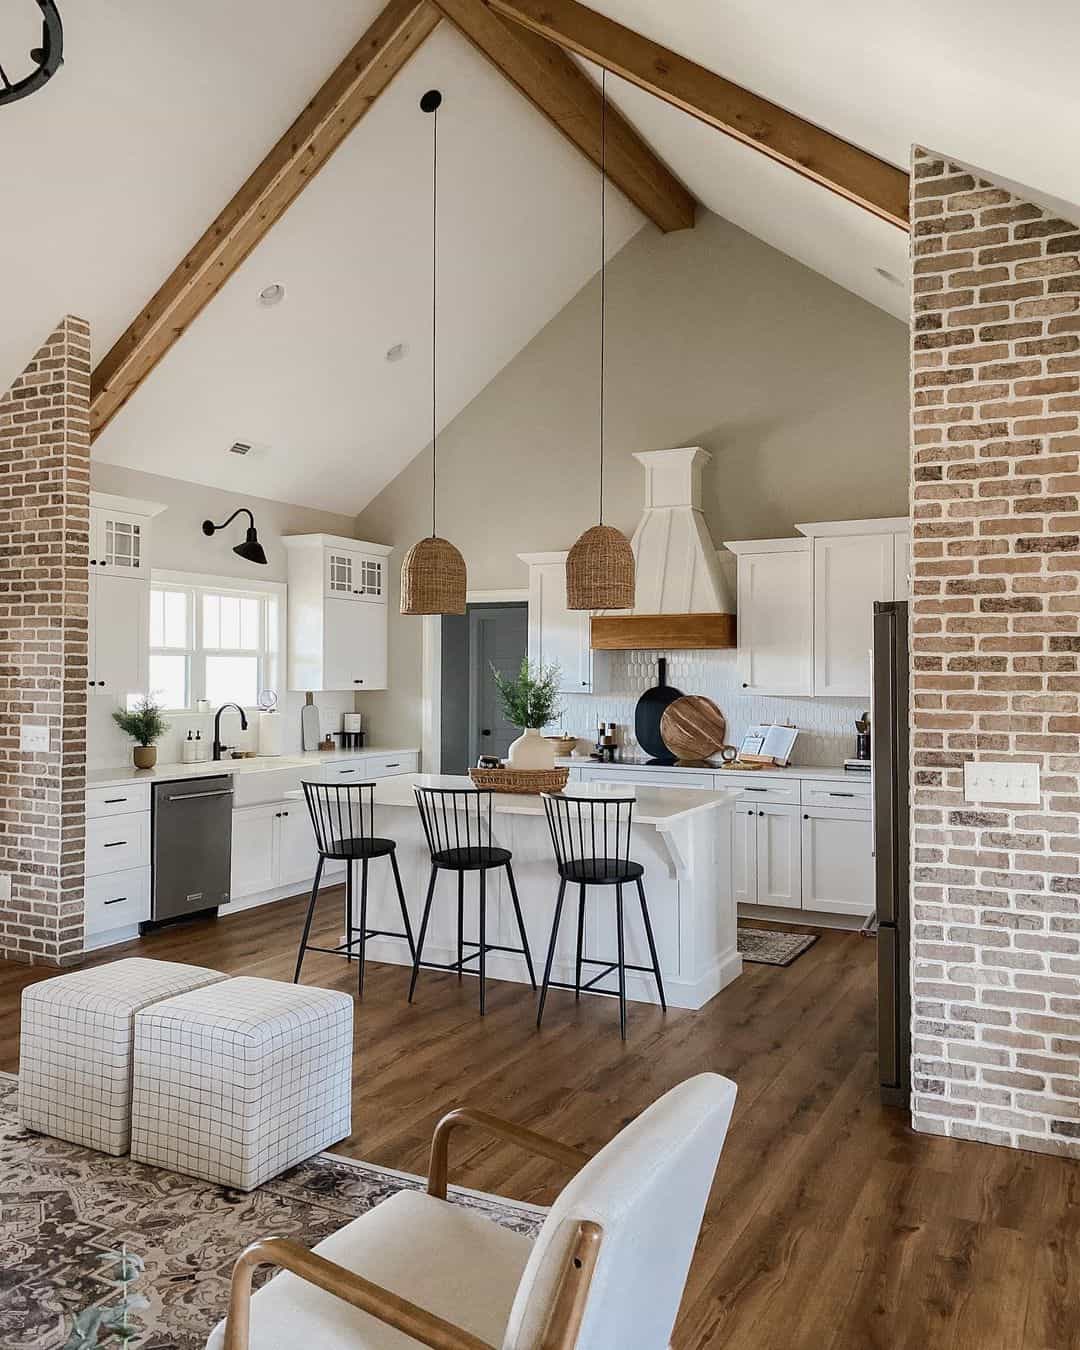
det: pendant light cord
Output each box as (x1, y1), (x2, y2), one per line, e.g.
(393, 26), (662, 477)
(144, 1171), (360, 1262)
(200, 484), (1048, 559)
(598, 68), (607, 525)
(431, 100), (439, 540)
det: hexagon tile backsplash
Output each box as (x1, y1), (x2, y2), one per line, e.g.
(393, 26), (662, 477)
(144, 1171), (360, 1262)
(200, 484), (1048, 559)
(558, 649), (867, 766)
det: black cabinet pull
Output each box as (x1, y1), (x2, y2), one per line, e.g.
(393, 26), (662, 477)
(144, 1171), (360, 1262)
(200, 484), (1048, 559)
(828, 791), (855, 798)
(103, 896), (127, 906)
(353, 679), (364, 684)
(384, 762), (399, 768)
(481, 729), (491, 737)
(804, 814), (809, 820)
(744, 787), (767, 793)
(104, 797), (127, 804)
(339, 769), (355, 774)
(103, 840), (126, 848)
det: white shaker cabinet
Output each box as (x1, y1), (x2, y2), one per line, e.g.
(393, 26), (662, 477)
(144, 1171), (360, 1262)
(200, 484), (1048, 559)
(284, 534), (391, 692)
(733, 799), (801, 910)
(725, 539), (812, 697)
(520, 552), (606, 695)
(87, 493), (165, 701)
(810, 532), (893, 698)
(733, 803), (757, 906)
(801, 807), (875, 916)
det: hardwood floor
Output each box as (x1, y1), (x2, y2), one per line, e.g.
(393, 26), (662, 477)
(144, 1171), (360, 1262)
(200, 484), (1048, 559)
(3, 890), (1079, 1349)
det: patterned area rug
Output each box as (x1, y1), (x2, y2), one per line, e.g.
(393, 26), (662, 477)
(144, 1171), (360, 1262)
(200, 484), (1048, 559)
(0, 1073), (544, 1349)
(737, 926), (819, 966)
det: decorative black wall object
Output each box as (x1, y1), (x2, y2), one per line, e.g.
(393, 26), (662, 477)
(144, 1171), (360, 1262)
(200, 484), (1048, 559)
(0, 1), (63, 108)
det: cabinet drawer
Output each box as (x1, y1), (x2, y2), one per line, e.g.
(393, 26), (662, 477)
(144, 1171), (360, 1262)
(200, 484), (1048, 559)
(800, 780), (871, 811)
(85, 866), (150, 936)
(86, 782), (151, 819)
(365, 752), (417, 778)
(85, 812), (150, 877)
(721, 774), (799, 806)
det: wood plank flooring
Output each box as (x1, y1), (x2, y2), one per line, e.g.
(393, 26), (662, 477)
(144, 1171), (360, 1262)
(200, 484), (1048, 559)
(2, 889), (1078, 1349)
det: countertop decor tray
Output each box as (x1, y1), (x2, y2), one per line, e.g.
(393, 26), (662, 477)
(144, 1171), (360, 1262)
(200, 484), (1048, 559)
(468, 767), (570, 795)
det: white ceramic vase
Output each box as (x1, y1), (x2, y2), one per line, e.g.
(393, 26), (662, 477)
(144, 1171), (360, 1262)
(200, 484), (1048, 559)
(506, 726), (555, 770)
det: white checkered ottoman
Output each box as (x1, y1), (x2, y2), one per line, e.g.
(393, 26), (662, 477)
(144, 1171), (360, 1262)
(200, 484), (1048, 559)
(19, 957), (227, 1155)
(130, 976), (353, 1191)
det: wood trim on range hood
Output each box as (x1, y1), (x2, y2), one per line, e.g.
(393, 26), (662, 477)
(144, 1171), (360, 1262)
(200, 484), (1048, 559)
(590, 613), (736, 651)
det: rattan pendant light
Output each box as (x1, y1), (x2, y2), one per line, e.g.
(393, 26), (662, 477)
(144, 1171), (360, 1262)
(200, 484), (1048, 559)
(401, 89), (467, 616)
(566, 70), (635, 612)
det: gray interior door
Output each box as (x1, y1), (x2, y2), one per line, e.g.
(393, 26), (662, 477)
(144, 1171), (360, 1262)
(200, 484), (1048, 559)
(468, 604), (528, 765)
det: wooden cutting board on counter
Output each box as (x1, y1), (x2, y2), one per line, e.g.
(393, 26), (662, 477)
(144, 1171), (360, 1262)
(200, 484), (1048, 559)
(660, 695), (726, 762)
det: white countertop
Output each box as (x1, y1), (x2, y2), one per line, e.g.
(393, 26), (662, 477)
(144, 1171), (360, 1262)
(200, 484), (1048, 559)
(557, 756), (868, 783)
(85, 747), (419, 791)
(357, 773), (739, 827)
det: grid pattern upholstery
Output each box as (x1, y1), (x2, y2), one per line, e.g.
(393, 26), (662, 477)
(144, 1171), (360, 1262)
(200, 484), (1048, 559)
(18, 957), (227, 1155)
(130, 976), (353, 1191)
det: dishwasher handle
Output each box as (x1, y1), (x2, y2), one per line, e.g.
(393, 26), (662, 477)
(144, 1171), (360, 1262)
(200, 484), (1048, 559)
(164, 788), (235, 802)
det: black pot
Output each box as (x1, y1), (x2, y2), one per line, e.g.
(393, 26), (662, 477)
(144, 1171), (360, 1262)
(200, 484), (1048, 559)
(634, 658), (683, 764)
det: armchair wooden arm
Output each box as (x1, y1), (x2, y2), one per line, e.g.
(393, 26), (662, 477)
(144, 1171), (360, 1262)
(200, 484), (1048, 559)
(222, 1235), (496, 1350)
(427, 1107), (591, 1201)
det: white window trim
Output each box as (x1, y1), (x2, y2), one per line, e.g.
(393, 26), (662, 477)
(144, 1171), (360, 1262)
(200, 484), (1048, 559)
(150, 569), (287, 713)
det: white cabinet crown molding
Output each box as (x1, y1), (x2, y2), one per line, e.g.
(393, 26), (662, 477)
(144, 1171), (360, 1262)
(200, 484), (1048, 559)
(794, 516), (909, 538)
(282, 533), (392, 556)
(723, 536), (811, 555)
(90, 491), (167, 518)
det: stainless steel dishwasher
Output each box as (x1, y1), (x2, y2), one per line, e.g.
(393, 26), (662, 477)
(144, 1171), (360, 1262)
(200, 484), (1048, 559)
(150, 777), (234, 925)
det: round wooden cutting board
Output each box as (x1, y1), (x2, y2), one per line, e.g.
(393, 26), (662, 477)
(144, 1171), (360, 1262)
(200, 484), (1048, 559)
(660, 695), (726, 762)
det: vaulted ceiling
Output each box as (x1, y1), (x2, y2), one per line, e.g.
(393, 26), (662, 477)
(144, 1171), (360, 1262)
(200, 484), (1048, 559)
(3, 0), (1078, 514)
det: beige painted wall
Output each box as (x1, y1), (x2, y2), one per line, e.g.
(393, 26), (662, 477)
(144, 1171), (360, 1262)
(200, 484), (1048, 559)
(354, 210), (910, 748)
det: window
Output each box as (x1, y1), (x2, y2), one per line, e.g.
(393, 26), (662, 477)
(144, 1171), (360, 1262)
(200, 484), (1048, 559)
(147, 573), (283, 711)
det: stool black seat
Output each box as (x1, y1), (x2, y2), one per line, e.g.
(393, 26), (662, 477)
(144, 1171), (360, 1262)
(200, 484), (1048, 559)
(410, 785), (536, 1014)
(294, 781), (416, 997)
(538, 791), (666, 1040)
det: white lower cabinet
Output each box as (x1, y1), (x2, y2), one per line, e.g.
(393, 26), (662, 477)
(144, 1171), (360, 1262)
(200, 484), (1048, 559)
(85, 867), (151, 940)
(800, 807), (874, 916)
(750, 804), (801, 909)
(733, 803), (757, 906)
(231, 803), (281, 898)
(83, 785), (153, 949)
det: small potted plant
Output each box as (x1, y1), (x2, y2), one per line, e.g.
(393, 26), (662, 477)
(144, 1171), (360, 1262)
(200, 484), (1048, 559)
(491, 658), (563, 770)
(112, 696), (168, 770)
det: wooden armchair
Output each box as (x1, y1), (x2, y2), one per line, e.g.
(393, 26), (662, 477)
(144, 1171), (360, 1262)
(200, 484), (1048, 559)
(209, 1074), (737, 1350)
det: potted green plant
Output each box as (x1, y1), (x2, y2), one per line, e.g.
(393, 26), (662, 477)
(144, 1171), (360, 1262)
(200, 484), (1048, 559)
(491, 658), (563, 769)
(112, 697), (168, 770)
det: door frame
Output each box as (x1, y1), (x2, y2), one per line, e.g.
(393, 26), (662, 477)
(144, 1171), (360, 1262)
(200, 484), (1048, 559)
(421, 589), (529, 773)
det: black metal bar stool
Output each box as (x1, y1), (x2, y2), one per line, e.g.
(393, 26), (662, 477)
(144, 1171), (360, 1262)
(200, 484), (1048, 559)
(294, 780), (416, 997)
(409, 785), (536, 1014)
(538, 791), (666, 1040)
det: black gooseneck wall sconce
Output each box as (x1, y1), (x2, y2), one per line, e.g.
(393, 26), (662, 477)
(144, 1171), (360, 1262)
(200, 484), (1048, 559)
(202, 508), (268, 565)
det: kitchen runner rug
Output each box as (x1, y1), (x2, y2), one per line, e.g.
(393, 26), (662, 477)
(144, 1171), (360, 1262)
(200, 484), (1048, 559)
(738, 926), (819, 967)
(0, 1072), (545, 1350)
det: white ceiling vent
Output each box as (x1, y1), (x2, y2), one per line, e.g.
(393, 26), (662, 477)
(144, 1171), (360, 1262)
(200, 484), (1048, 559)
(228, 441), (252, 456)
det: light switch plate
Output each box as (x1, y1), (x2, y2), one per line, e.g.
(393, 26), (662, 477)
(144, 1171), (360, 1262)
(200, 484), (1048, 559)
(0, 875), (10, 902)
(19, 723), (49, 752)
(963, 761), (1040, 805)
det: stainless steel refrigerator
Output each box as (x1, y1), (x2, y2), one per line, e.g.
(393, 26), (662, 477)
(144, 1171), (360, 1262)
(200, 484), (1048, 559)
(873, 600), (910, 1108)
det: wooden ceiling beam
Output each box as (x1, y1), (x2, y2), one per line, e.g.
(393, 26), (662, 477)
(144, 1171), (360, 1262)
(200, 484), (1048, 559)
(90, 0), (442, 441)
(432, 0), (695, 233)
(484, 0), (910, 230)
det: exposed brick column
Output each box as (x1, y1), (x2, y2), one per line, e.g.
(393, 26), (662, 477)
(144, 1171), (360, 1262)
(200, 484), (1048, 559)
(0, 317), (90, 964)
(910, 151), (1080, 1153)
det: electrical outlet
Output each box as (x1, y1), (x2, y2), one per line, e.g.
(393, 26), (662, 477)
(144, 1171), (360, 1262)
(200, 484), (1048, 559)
(964, 761), (1040, 806)
(19, 723), (49, 753)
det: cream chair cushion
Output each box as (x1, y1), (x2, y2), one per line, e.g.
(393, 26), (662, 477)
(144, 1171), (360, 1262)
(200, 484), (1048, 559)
(205, 1189), (534, 1350)
(503, 1073), (737, 1350)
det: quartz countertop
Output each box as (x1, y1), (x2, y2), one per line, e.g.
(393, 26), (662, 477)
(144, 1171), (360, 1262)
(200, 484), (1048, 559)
(85, 747), (419, 792)
(556, 756), (868, 783)
(362, 773), (740, 827)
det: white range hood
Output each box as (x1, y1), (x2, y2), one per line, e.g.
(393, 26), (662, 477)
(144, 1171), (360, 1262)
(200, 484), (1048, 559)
(592, 446), (736, 650)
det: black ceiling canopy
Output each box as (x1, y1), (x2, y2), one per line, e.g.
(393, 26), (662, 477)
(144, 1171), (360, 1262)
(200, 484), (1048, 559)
(0, 1), (63, 108)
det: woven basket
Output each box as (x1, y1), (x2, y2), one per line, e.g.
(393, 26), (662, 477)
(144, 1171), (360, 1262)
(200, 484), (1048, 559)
(468, 766), (570, 795)
(565, 524), (635, 611)
(400, 535), (467, 615)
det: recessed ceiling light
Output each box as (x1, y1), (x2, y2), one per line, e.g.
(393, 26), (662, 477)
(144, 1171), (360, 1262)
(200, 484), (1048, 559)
(257, 283), (286, 307)
(385, 342), (408, 363)
(875, 267), (903, 287)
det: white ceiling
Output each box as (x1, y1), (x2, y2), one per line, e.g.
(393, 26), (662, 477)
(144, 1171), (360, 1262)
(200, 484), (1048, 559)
(4, 0), (1080, 512)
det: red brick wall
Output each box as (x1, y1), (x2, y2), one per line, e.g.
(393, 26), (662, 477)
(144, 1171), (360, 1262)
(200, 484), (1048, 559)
(910, 151), (1080, 1153)
(0, 318), (90, 964)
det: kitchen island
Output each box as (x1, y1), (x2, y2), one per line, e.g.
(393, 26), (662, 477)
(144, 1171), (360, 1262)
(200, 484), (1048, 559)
(332, 774), (742, 1010)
